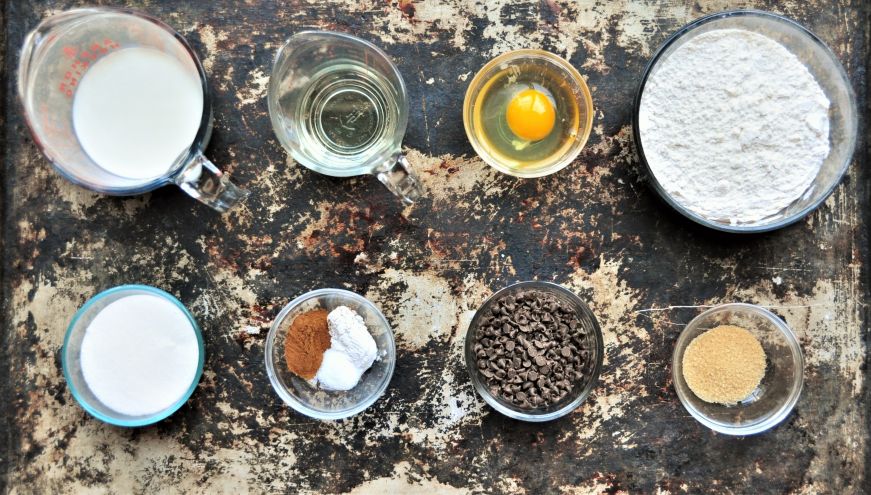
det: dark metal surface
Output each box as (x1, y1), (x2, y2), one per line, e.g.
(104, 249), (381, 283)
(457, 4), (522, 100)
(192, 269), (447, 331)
(2, 0), (869, 493)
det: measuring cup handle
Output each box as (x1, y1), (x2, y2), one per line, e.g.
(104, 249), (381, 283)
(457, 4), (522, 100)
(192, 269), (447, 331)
(376, 154), (423, 205)
(174, 152), (250, 212)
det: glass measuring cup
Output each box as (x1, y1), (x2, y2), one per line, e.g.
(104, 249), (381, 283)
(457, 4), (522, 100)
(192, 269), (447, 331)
(268, 31), (422, 204)
(17, 7), (248, 212)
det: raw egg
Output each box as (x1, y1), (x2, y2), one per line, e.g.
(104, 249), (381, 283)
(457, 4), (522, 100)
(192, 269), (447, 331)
(505, 88), (556, 141)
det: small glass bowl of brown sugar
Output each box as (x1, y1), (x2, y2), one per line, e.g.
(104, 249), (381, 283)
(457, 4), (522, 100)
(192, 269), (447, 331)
(464, 281), (603, 422)
(265, 289), (395, 420)
(672, 303), (804, 435)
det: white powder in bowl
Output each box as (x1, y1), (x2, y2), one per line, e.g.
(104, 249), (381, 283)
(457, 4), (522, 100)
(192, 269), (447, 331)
(317, 348), (364, 391)
(638, 29), (831, 224)
(79, 294), (200, 417)
(315, 306), (378, 391)
(326, 306), (377, 371)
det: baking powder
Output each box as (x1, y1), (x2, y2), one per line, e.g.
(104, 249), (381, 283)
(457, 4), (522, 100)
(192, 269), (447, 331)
(315, 306), (378, 391)
(639, 29), (830, 224)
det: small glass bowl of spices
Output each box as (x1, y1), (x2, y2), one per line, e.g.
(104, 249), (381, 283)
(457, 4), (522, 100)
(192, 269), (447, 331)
(265, 289), (396, 420)
(464, 281), (603, 422)
(672, 303), (804, 435)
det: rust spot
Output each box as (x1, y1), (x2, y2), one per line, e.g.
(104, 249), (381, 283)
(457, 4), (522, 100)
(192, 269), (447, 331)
(568, 245), (587, 269)
(540, 0), (561, 24)
(398, 0), (416, 19)
(205, 238), (242, 271)
(425, 229), (474, 260)
(299, 203), (379, 257)
(593, 472), (625, 495)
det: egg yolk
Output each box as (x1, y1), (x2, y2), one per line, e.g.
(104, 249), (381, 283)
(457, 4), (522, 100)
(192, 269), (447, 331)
(505, 88), (556, 142)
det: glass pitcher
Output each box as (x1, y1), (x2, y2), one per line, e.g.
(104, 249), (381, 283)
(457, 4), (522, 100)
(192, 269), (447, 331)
(17, 7), (248, 212)
(268, 31), (422, 204)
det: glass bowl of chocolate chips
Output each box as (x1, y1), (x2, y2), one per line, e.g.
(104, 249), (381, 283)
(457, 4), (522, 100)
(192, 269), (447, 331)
(465, 281), (604, 422)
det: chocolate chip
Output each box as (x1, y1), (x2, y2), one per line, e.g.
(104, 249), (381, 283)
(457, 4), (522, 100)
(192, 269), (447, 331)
(472, 288), (594, 410)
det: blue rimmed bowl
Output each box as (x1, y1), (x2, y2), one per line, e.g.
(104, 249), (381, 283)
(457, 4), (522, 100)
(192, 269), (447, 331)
(62, 284), (204, 427)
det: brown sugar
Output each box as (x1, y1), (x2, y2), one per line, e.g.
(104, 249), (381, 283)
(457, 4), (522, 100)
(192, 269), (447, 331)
(284, 309), (331, 380)
(682, 324), (766, 404)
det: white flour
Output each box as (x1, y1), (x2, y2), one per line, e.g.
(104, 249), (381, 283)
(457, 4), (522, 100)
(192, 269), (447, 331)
(638, 29), (830, 224)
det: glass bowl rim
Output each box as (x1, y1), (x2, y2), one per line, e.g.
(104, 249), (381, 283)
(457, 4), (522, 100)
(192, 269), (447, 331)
(264, 288), (396, 420)
(61, 284), (205, 427)
(671, 302), (805, 435)
(464, 281), (604, 422)
(462, 49), (595, 178)
(631, 9), (858, 233)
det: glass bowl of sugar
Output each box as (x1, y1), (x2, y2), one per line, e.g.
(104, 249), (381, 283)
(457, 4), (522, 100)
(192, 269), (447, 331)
(634, 10), (858, 232)
(265, 289), (396, 420)
(672, 303), (804, 435)
(62, 285), (204, 427)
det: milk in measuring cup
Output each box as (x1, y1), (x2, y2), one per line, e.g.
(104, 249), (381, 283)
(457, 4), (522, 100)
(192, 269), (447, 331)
(72, 47), (203, 181)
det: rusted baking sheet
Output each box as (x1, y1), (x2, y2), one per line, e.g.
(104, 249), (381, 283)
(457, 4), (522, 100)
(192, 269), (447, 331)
(1, 0), (868, 493)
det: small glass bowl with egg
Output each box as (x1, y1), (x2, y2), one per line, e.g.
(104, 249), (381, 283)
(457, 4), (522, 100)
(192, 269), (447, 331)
(672, 303), (804, 435)
(265, 288), (396, 420)
(463, 49), (594, 178)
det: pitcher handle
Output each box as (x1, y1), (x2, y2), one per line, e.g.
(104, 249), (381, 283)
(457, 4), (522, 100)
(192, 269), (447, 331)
(174, 152), (249, 212)
(376, 154), (422, 205)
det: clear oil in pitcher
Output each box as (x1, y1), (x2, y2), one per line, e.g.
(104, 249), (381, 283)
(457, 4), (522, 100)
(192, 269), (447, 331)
(282, 63), (401, 169)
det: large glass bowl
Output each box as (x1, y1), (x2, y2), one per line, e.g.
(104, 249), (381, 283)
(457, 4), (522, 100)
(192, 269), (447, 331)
(672, 303), (804, 435)
(265, 289), (395, 420)
(62, 285), (204, 427)
(463, 50), (594, 178)
(464, 281), (603, 422)
(633, 10), (857, 233)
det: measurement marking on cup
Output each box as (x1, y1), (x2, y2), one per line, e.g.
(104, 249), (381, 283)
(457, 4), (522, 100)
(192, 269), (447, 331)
(311, 80), (386, 152)
(58, 39), (120, 97)
(341, 108), (367, 131)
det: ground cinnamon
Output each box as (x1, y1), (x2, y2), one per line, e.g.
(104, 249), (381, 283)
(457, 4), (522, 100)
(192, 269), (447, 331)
(284, 309), (331, 380)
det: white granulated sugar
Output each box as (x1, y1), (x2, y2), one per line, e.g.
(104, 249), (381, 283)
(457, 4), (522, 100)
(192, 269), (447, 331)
(80, 294), (200, 417)
(639, 29), (830, 224)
